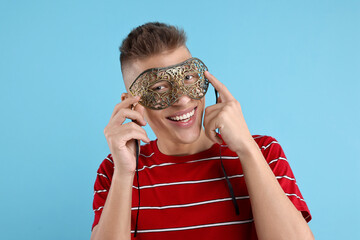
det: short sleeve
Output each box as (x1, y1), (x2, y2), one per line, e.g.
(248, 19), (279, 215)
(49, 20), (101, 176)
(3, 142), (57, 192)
(257, 135), (312, 222)
(92, 154), (115, 230)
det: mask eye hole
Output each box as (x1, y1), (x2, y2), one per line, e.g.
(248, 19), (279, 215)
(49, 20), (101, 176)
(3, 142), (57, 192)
(183, 72), (199, 85)
(149, 80), (172, 93)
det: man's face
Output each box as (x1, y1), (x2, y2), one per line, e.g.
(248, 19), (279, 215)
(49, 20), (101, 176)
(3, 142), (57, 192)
(123, 46), (206, 145)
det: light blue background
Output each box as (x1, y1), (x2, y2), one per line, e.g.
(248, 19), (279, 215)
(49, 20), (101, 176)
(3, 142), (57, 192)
(1, 0), (359, 239)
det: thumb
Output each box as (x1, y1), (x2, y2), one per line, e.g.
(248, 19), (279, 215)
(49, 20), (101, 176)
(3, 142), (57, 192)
(134, 103), (147, 123)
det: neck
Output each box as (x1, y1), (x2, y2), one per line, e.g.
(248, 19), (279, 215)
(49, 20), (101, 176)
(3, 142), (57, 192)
(157, 130), (214, 156)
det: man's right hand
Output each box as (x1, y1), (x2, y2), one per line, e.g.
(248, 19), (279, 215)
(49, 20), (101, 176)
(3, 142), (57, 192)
(103, 95), (150, 176)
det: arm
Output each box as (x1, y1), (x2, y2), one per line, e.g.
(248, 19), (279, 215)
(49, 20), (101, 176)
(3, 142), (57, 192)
(203, 71), (314, 240)
(91, 169), (134, 240)
(91, 95), (149, 240)
(236, 139), (314, 240)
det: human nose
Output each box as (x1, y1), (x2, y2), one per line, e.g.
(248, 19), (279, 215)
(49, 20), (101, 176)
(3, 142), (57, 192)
(172, 94), (192, 106)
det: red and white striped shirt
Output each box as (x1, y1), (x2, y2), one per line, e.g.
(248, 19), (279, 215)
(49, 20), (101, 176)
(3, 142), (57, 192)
(92, 135), (311, 239)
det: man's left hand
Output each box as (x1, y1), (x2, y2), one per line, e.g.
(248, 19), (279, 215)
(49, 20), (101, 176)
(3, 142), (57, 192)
(203, 71), (255, 156)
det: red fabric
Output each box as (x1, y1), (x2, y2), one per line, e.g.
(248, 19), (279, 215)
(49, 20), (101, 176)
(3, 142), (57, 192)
(92, 135), (311, 239)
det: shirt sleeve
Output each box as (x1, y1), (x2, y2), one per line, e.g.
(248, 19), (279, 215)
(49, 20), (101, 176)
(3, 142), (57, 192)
(91, 154), (115, 230)
(258, 135), (312, 222)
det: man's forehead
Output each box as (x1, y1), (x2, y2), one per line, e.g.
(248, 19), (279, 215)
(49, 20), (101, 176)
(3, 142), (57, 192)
(143, 59), (193, 75)
(135, 54), (191, 75)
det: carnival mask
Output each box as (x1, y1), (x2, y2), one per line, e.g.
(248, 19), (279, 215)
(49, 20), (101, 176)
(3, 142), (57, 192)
(129, 57), (209, 110)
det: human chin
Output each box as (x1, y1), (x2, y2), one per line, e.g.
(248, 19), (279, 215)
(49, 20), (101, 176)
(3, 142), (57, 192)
(163, 100), (205, 142)
(171, 119), (202, 144)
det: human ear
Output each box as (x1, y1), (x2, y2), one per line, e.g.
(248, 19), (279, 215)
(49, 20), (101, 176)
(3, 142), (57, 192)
(121, 92), (131, 101)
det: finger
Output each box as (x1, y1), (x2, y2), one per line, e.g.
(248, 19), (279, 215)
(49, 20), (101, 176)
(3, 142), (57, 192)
(123, 122), (150, 143)
(111, 96), (141, 119)
(203, 111), (223, 145)
(203, 108), (220, 127)
(204, 102), (225, 116)
(134, 102), (146, 119)
(205, 71), (234, 102)
(112, 122), (150, 143)
(204, 121), (223, 145)
(120, 129), (150, 144)
(111, 108), (147, 126)
(217, 94), (223, 103)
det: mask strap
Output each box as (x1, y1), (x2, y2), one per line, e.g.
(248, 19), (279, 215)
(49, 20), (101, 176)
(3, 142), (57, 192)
(134, 133), (140, 237)
(214, 89), (240, 215)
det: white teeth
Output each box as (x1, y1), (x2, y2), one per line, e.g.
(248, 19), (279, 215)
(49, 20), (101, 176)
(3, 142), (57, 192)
(169, 108), (195, 121)
(181, 118), (191, 122)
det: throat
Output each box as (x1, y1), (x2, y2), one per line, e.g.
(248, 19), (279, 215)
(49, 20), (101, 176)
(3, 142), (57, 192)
(157, 130), (214, 156)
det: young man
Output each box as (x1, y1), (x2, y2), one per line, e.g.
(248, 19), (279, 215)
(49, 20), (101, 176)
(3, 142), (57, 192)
(91, 22), (314, 240)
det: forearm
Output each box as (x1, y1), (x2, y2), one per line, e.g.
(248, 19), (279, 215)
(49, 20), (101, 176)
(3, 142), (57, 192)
(238, 140), (314, 240)
(91, 170), (134, 240)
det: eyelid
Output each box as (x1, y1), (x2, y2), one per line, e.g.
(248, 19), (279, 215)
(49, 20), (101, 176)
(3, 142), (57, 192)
(184, 72), (199, 79)
(149, 80), (171, 92)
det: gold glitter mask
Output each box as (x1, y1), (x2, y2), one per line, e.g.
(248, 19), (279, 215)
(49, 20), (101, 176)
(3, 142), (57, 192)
(129, 58), (209, 110)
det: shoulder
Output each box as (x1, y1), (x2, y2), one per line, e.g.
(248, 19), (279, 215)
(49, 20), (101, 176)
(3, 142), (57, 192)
(98, 141), (155, 174)
(139, 141), (155, 157)
(252, 134), (279, 147)
(96, 153), (115, 181)
(252, 135), (287, 163)
(98, 153), (115, 169)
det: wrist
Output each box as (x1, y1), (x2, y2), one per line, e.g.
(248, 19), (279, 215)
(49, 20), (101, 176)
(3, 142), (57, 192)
(235, 138), (261, 161)
(113, 168), (135, 180)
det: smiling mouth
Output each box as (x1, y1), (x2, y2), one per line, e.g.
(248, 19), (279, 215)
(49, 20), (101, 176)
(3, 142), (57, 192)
(167, 107), (197, 122)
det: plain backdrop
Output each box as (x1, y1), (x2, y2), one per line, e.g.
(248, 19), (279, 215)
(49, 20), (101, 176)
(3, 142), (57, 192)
(1, 0), (359, 239)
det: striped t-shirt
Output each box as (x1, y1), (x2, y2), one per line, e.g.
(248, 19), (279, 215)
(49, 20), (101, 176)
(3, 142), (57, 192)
(92, 135), (311, 239)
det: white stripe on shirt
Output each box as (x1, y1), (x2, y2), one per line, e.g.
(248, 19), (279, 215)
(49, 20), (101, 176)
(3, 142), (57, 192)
(93, 206), (103, 212)
(286, 193), (305, 201)
(131, 195), (249, 210)
(261, 141), (279, 150)
(132, 174), (244, 190)
(253, 135), (266, 139)
(140, 152), (154, 158)
(97, 173), (109, 179)
(106, 157), (113, 164)
(276, 175), (296, 181)
(268, 157), (287, 165)
(137, 156), (239, 172)
(94, 189), (107, 195)
(130, 219), (254, 233)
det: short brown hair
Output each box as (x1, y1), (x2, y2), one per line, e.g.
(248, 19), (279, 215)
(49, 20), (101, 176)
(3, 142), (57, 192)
(119, 22), (187, 70)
